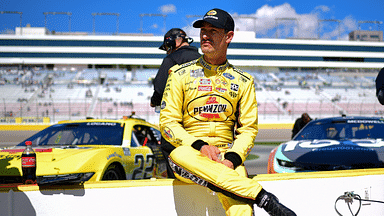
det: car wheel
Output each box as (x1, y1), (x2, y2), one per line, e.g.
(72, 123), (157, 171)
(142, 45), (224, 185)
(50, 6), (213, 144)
(102, 164), (124, 180)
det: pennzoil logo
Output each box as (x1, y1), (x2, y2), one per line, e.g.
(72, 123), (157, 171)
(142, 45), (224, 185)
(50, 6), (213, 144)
(163, 126), (175, 142)
(206, 10), (217, 16)
(188, 94), (234, 122)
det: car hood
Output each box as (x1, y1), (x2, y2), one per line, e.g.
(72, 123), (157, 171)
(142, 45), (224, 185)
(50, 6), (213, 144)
(0, 146), (119, 176)
(278, 139), (384, 170)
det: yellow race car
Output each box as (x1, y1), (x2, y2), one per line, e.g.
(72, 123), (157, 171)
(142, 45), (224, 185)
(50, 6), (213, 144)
(0, 116), (168, 185)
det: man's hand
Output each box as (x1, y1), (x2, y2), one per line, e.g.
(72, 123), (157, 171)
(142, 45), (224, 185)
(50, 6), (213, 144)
(221, 159), (234, 169)
(200, 145), (221, 162)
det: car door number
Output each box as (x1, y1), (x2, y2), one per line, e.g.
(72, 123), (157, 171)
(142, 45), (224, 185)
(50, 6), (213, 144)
(284, 139), (384, 152)
(132, 154), (155, 180)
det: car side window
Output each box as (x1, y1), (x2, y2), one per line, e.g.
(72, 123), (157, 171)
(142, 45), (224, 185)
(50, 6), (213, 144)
(132, 125), (156, 146)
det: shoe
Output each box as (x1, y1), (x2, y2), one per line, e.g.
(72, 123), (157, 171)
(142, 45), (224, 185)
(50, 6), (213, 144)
(257, 191), (296, 216)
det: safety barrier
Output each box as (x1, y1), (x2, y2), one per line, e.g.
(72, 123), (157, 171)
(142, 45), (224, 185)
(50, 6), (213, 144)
(0, 168), (383, 216)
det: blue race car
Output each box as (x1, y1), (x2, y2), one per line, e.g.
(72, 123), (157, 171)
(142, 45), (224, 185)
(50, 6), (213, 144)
(268, 116), (384, 173)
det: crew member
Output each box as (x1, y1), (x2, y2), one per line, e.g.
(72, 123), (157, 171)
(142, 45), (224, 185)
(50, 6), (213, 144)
(376, 67), (384, 105)
(150, 28), (200, 108)
(292, 113), (312, 138)
(151, 28), (200, 178)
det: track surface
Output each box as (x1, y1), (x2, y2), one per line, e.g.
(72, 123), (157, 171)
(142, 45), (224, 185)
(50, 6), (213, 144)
(0, 129), (292, 175)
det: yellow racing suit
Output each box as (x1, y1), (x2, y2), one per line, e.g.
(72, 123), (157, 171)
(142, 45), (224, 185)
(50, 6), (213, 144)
(159, 56), (262, 215)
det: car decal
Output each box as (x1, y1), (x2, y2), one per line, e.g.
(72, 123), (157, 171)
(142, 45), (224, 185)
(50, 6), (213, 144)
(107, 152), (122, 160)
(132, 154), (155, 180)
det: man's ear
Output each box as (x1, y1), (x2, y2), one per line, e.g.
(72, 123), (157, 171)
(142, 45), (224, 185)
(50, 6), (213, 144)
(226, 31), (234, 44)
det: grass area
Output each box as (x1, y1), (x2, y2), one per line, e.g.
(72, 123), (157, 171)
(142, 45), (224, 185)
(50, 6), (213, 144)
(245, 141), (283, 161)
(246, 154), (259, 161)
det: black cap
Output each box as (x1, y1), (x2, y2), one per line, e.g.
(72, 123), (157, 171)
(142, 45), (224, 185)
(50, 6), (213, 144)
(159, 28), (186, 51)
(193, 8), (234, 31)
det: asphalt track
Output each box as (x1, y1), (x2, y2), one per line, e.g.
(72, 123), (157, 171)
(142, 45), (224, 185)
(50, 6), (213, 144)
(0, 129), (292, 175)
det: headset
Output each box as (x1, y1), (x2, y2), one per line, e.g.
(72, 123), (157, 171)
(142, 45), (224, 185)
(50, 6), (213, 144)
(160, 30), (194, 52)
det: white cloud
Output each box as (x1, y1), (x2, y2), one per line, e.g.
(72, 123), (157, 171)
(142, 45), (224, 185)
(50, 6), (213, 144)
(159, 4), (177, 14)
(185, 3), (357, 40)
(314, 5), (331, 13)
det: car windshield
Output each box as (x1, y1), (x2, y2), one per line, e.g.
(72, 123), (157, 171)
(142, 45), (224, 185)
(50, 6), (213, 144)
(17, 122), (124, 146)
(295, 119), (384, 141)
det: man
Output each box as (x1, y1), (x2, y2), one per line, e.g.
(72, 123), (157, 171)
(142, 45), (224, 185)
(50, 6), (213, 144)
(151, 28), (200, 178)
(376, 67), (384, 105)
(159, 8), (296, 216)
(150, 28), (200, 108)
(292, 113), (312, 139)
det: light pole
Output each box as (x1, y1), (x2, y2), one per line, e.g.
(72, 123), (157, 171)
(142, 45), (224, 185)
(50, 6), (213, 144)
(317, 19), (341, 40)
(43, 12), (72, 32)
(92, 13), (120, 35)
(0, 11), (22, 35)
(185, 14), (203, 23)
(139, 13), (167, 35)
(275, 17), (299, 39)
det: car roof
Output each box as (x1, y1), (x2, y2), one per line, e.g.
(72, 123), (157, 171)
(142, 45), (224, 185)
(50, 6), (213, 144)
(57, 117), (158, 129)
(309, 116), (384, 125)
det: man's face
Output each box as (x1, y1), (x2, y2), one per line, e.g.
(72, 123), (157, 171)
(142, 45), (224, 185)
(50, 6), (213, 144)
(200, 22), (231, 55)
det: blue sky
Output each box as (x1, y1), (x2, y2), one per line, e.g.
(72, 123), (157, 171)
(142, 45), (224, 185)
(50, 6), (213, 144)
(1, 0), (383, 39)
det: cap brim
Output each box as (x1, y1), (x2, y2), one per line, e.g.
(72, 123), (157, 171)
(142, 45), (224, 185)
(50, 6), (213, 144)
(193, 19), (226, 30)
(193, 20), (205, 28)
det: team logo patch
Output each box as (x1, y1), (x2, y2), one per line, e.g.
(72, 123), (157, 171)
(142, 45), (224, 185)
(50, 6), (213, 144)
(223, 73), (234, 80)
(200, 78), (211, 85)
(190, 69), (204, 78)
(178, 69), (186, 76)
(230, 83), (239, 91)
(216, 87), (227, 93)
(239, 76), (248, 83)
(198, 86), (212, 91)
(187, 94), (234, 122)
(206, 10), (217, 16)
(163, 126), (175, 142)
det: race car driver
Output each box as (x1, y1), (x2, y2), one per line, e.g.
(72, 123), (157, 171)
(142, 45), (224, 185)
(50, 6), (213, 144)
(159, 8), (296, 216)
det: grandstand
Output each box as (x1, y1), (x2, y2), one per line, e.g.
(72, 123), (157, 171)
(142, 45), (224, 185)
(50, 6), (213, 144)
(1, 65), (382, 125)
(1, 28), (384, 124)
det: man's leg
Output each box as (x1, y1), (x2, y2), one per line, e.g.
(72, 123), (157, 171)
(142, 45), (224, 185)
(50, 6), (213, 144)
(169, 146), (296, 216)
(216, 165), (253, 216)
(169, 146), (262, 202)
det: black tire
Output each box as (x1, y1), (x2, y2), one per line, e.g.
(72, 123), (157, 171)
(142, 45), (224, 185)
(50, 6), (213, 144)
(102, 164), (125, 180)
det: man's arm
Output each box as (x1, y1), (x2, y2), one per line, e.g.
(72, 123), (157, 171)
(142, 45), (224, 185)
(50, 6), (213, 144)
(225, 76), (258, 166)
(159, 66), (200, 147)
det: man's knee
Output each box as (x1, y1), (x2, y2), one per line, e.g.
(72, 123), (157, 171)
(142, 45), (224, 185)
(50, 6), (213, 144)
(170, 145), (196, 162)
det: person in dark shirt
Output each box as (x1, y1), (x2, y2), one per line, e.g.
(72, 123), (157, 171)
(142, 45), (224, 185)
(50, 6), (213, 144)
(375, 67), (384, 105)
(150, 28), (201, 108)
(151, 28), (200, 178)
(292, 113), (312, 138)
